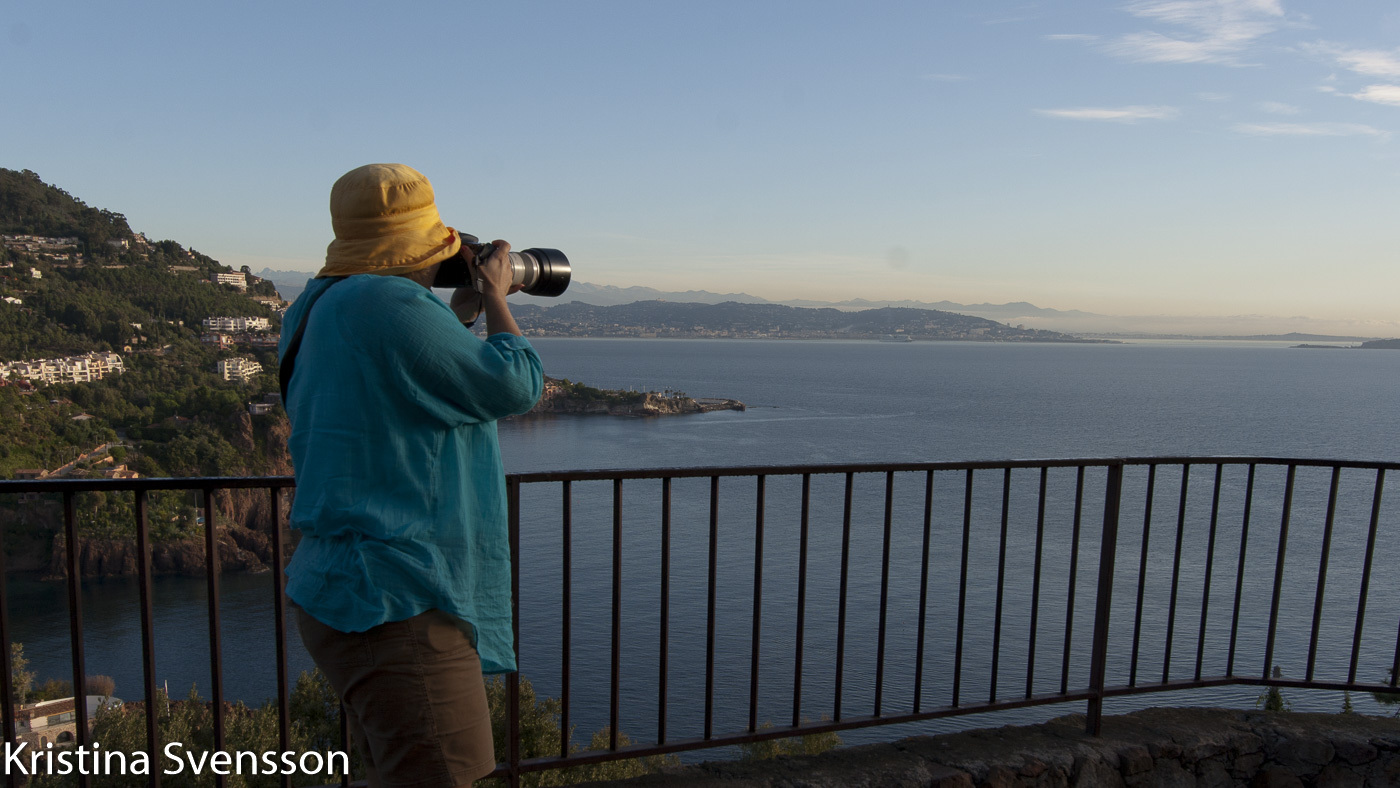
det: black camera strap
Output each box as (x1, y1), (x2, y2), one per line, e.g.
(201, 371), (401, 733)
(278, 276), (346, 404)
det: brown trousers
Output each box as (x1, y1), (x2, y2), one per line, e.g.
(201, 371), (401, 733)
(297, 608), (496, 788)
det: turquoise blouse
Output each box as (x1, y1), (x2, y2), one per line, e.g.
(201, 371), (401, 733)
(278, 275), (543, 674)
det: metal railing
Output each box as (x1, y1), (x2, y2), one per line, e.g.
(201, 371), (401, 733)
(1, 456), (1397, 788)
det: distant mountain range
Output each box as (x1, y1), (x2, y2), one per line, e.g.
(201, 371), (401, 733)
(504, 301), (1096, 342)
(257, 270), (1102, 324)
(256, 269), (1395, 340)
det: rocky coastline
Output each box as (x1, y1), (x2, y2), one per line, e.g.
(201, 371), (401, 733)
(515, 377), (745, 418)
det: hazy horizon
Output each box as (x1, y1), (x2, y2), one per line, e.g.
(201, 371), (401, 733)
(256, 268), (1396, 337)
(5, 2), (1398, 329)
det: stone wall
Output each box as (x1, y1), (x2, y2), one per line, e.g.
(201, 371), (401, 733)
(580, 708), (1400, 787)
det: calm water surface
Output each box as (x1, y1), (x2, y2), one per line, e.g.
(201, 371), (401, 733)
(6, 339), (1399, 747)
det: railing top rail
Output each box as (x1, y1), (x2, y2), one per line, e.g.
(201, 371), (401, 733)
(509, 457), (1120, 483)
(1119, 456), (1399, 470)
(0, 475), (298, 493)
(505, 456), (1400, 484)
(0, 456), (1394, 493)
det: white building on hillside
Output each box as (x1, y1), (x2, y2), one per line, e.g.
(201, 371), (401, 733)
(2, 352), (125, 386)
(203, 316), (270, 332)
(212, 272), (247, 289)
(217, 357), (263, 382)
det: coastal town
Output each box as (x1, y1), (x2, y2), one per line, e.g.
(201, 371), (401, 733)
(504, 298), (1077, 340)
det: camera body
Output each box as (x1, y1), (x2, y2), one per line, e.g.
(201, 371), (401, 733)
(432, 234), (571, 297)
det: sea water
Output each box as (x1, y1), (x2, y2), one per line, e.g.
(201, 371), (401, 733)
(6, 339), (1399, 745)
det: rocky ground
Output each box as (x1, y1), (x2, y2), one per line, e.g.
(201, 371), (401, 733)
(577, 707), (1400, 788)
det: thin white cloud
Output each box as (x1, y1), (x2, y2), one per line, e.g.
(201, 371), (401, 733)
(1105, 0), (1286, 65)
(1044, 33), (1099, 41)
(1197, 91), (1231, 102)
(921, 73), (971, 82)
(1304, 42), (1400, 78)
(1231, 121), (1389, 138)
(1036, 105), (1179, 122)
(1349, 84), (1400, 107)
(1256, 100), (1300, 114)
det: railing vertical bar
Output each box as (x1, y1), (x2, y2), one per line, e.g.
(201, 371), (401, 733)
(0, 490), (15, 788)
(658, 477), (670, 745)
(1306, 467), (1341, 682)
(560, 480), (572, 758)
(62, 490), (91, 788)
(269, 487), (291, 788)
(990, 468), (1011, 703)
(953, 469), (973, 708)
(704, 476), (718, 739)
(1392, 620), (1400, 689)
(1129, 464), (1157, 687)
(749, 475), (765, 732)
(1061, 467), (1085, 696)
(1162, 463), (1191, 684)
(339, 703), (350, 788)
(1195, 464), (1224, 682)
(135, 490), (161, 788)
(874, 471), (894, 716)
(1263, 465), (1297, 679)
(610, 479), (623, 751)
(201, 486), (226, 788)
(1227, 464), (1257, 676)
(507, 477), (522, 788)
(1086, 462), (1124, 736)
(1349, 469), (1385, 684)
(914, 470), (934, 713)
(792, 474), (811, 727)
(1027, 467), (1048, 699)
(834, 472), (854, 722)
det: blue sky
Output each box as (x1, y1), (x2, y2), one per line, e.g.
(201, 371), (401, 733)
(4, 1), (1398, 331)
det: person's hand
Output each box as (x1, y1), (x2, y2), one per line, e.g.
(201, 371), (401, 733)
(469, 240), (527, 337)
(468, 240), (524, 300)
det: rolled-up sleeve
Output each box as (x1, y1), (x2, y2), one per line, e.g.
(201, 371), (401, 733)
(357, 284), (544, 425)
(414, 332), (544, 423)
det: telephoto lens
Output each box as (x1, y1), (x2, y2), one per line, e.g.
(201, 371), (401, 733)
(432, 244), (572, 297)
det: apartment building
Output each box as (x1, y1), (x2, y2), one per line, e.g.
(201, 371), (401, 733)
(212, 272), (247, 289)
(1, 234), (78, 252)
(202, 316), (271, 332)
(2, 352), (126, 387)
(217, 357), (263, 382)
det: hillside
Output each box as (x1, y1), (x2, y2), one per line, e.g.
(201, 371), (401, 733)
(0, 167), (288, 471)
(1, 169), (292, 574)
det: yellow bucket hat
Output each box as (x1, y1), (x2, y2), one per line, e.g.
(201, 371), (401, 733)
(319, 163), (462, 277)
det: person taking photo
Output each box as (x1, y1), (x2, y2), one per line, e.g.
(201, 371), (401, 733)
(278, 163), (543, 788)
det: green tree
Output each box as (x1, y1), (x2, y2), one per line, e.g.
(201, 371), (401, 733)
(1256, 665), (1290, 712)
(476, 676), (677, 787)
(738, 718), (841, 762)
(1372, 668), (1400, 716)
(10, 642), (34, 704)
